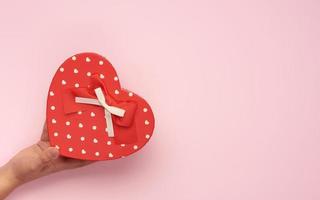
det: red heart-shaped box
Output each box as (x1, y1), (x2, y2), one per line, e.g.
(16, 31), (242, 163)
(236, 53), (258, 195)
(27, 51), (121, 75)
(46, 53), (155, 160)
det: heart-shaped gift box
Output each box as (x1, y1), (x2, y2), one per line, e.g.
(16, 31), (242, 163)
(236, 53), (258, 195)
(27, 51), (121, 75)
(46, 53), (155, 160)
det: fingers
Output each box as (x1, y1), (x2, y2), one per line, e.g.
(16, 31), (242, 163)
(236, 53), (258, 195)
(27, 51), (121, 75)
(55, 158), (95, 170)
(63, 158), (95, 169)
(36, 141), (50, 151)
(39, 147), (59, 164)
(41, 122), (49, 142)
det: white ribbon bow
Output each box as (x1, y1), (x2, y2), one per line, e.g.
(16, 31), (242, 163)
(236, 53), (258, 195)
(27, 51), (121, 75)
(75, 87), (125, 137)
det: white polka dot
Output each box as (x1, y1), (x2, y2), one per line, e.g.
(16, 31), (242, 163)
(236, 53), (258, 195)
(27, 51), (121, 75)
(68, 147), (73, 152)
(49, 91), (54, 96)
(66, 134), (72, 139)
(86, 57), (91, 62)
(71, 56), (76, 61)
(53, 132), (59, 137)
(77, 111), (82, 115)
(99, 60), (104, 65)
(75, 83), (80, 88)
(59, 67), (64, 72)
(61, 80), (67, 85)
(108, 152), (114, 158)
(93, 138), (98, 143)
(144, 120), (150, 125)
(107, 141), (112, 145)
(128, 92), (133, 97)
(133, 145), (138, 150)
(143, 108), (148, 112)
(80, 136), (85, 141)
(78, 123), (83, 128)
(55, 145), (60, 149)
(100, 74), (105, 79)
(50, 106), (56, 110)
(65, 121), (71, 126)
(92, 125), (97, 130)
(120, 144), (125, 147)
(81, 149), (86, 154)
(95, 152), (100, 156)
(73, 68), (79, 74)
(121, 156), (126, 159)
(86, 72), (92, 77)
(52, 119), (57, 124)
(114, 76), (118, 81)
(90, 112), (95, 117)
(146, 134), (150, 139)
(114, 89), (120, 95)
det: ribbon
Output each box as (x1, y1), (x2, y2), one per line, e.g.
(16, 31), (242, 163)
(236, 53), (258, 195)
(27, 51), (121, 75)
(63, 74), (138, 143)
(75, 87), (125, 137)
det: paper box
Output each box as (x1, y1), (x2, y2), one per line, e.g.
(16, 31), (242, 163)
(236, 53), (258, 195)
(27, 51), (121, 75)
(46, 53), (155, 160)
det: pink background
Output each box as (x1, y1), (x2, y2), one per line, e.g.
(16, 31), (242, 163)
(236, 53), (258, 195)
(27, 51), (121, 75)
(0, 0), (319, 199)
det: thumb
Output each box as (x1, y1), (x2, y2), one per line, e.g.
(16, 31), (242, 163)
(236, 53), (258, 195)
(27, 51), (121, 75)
(39, 147), (59, 164)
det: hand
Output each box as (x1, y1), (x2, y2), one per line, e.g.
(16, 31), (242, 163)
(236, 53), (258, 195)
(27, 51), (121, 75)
(0, 123), (94, 199)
